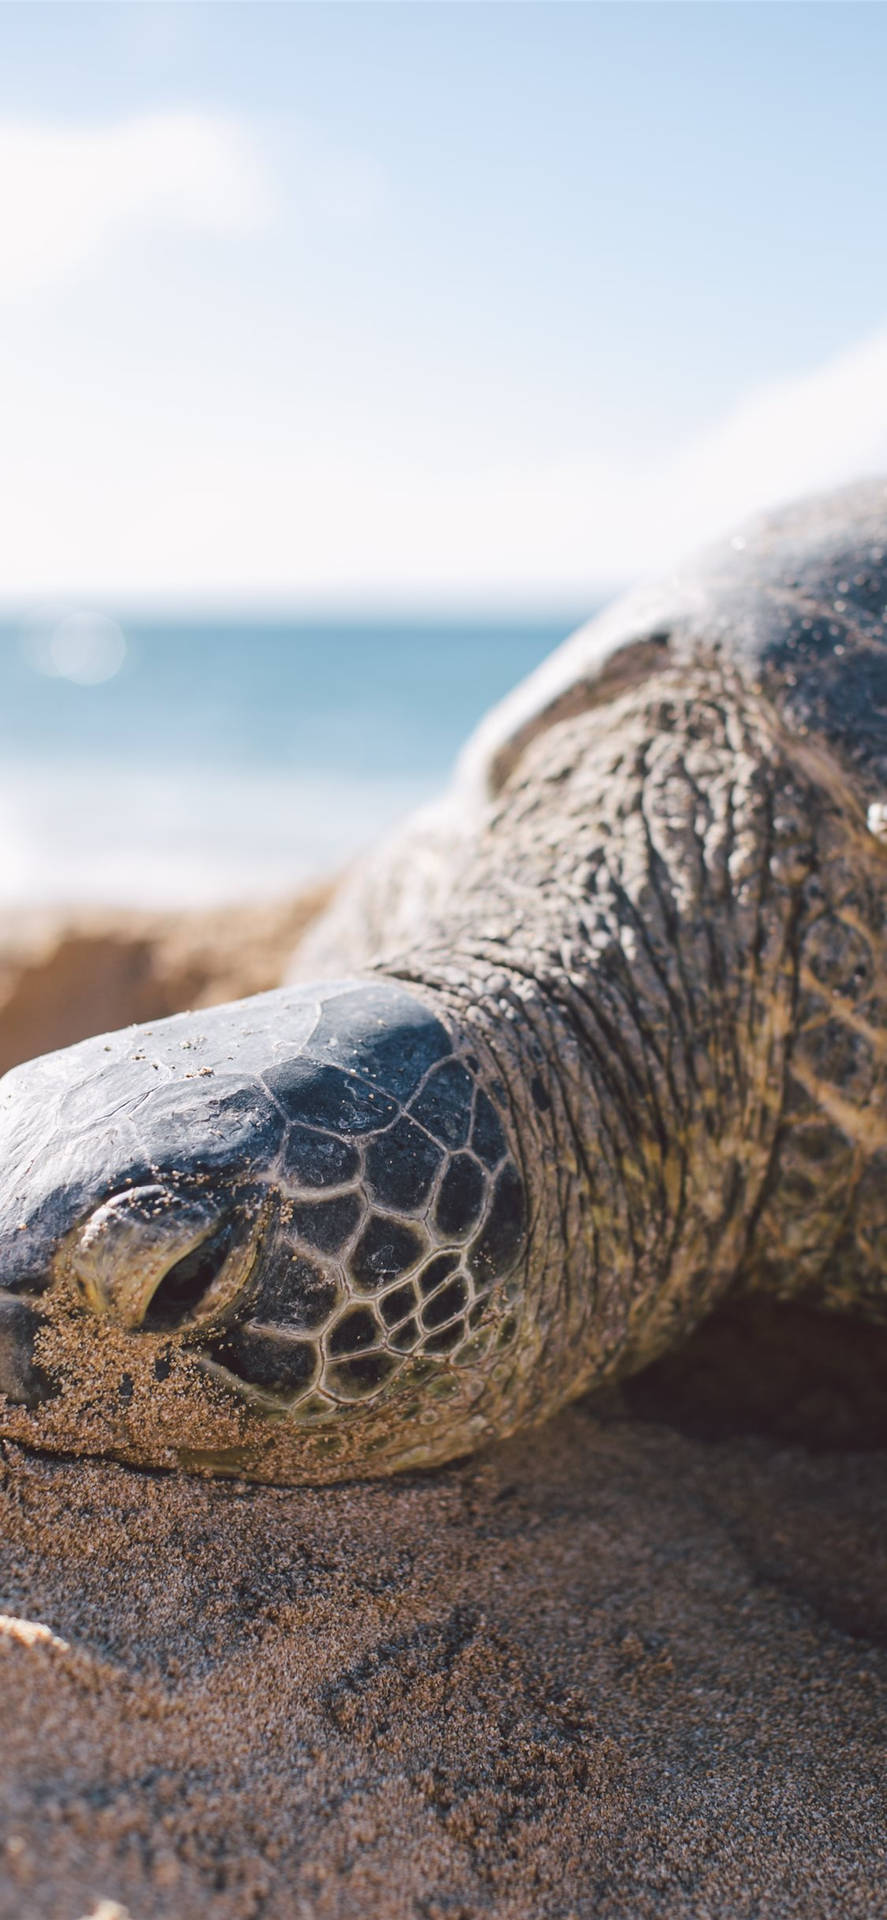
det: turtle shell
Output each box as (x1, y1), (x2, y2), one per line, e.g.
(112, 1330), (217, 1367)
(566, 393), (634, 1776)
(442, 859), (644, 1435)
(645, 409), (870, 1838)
(459, 478), (887, 802)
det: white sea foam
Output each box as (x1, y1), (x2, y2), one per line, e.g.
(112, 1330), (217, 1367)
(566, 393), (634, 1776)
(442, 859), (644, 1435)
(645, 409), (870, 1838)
(0, 759), (433, 908)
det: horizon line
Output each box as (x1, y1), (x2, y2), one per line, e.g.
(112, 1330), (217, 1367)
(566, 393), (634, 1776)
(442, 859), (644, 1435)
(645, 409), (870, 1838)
(0, 587), (618, 626)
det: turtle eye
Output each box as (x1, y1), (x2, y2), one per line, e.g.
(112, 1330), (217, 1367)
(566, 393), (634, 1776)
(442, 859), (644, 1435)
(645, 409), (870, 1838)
(69, 1184), (265, 1331)
(142, 1217), (237, 1331)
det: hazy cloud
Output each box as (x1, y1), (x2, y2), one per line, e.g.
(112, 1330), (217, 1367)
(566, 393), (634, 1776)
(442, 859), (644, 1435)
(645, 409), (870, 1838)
(652, 327), (887, 562)
(0, 319), (886, 601)
(0, 111), (270, 299)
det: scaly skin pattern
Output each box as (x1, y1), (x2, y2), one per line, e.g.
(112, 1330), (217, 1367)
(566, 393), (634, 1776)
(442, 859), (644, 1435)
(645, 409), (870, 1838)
(0, 485), (886, 1482)
(388, 664), (887, 1408)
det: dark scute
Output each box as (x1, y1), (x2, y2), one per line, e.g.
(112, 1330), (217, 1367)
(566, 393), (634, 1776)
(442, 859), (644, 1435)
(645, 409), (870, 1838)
(351, 1216), (425, 1292)
(143, 1078), (285, 1175)
(435, 1153), (486, 1239)
(365, 1116), (443, 1213)
(328, 1351), (397, 1397)
(408, 1059), (475, 1149)
(469, 1161), (527, 1285)
(264, 1058), (397, 1135)
(390, 1316), (421, 1352)
(471, 1089), (507, 1168)
(422, 1276), (469, 1329)
(425, 1320), (465, 1355)
(281, 1123), (359, 1189)
(329, 1306), (380, 1356)
(418, 1252), (459, 1299)
(379, 1281), (418, 1328)
(310, 983), (452, 1101)
(290, 1193), (362, 1255)
(251, 1253), (340, 1332)
(209, 1325), (318, 1396)
(0, 1294), (55, 1407)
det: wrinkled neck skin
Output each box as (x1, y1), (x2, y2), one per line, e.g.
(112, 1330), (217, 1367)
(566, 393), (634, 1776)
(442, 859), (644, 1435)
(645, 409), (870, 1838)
(4, 658), (885, 1484)
(388, 660), (887, 1429)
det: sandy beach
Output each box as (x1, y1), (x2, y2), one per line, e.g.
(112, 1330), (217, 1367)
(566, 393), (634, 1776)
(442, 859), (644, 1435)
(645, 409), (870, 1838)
(5, 2), (887, 1908)
(0, 1398), (884, 1920)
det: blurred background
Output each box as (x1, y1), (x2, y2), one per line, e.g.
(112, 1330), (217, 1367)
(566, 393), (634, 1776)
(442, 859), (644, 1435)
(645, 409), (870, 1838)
(2, 0), (887, 910)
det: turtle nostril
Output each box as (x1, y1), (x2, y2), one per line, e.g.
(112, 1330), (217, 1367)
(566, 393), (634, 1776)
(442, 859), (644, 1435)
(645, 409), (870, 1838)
(0, 1293), (56, 1406)
(142, 1218), (237, 1332)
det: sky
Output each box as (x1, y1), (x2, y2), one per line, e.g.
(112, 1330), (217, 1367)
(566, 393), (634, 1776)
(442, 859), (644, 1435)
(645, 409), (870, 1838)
(2, 1), (887, 607)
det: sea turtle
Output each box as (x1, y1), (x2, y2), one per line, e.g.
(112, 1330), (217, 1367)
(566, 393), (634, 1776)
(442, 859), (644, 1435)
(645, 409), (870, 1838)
(0, 479), (886, 1483)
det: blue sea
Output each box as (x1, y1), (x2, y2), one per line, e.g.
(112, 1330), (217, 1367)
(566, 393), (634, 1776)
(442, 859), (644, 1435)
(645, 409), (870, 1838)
(0, 613), (583, 907)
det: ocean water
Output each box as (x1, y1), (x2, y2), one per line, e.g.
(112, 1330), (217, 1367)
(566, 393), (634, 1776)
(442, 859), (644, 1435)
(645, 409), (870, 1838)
(0, 614), (582, 907)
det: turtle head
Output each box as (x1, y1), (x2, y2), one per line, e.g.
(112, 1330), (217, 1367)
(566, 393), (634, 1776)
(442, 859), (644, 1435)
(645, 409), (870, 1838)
(0, 979), (527, 1477)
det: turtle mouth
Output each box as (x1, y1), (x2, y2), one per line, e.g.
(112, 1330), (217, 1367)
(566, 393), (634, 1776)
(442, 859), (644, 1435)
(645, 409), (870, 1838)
(63, 1184), (268, 1334)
